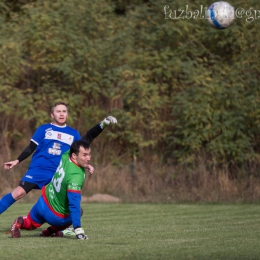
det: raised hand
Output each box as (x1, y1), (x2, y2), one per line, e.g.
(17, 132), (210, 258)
(100, 116), (117, 129)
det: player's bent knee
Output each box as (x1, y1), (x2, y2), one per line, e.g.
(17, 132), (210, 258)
(12, 187), (26, 200)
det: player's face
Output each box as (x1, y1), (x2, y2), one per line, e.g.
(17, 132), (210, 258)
(51, 104), (68, 126)
(74, 147), (91, 168)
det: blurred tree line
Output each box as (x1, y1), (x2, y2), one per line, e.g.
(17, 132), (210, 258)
(0, 0), (260, 178)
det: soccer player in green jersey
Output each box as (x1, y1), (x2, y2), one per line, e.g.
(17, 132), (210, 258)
(10, 140), (105, 239)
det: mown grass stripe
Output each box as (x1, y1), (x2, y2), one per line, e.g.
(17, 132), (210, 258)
(0, 203), (259, 260)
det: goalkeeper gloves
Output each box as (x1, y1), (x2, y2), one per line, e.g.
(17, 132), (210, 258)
(100, 116), (117, 129)
(75, 227), (88, 240)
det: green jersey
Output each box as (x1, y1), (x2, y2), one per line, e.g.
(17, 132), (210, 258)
(42, 150), (86, 216)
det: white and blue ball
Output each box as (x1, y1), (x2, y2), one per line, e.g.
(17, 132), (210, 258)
(206, 1), (235, 29)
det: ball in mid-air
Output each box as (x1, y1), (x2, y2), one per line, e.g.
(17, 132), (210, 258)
(206, 1), (235, 29)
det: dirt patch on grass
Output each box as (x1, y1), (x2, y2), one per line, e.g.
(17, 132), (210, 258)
(82, 194), (121, 203)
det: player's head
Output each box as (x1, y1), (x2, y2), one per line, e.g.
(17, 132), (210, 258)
(51, 101), (69, 126)
(70, 141), (91, 168)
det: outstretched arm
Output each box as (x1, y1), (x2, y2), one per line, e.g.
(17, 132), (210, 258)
(80, 116), (117, 145)
(67, 166), (94, 240)
(4, 141), (37, 169)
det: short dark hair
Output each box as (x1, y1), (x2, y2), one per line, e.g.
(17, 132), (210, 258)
(51, 102), (69, 113)
(70, 141), (90, 157)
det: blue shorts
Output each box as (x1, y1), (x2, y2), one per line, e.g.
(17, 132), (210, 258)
(28, 196), (72, 228)
(21, 168), (55, 189)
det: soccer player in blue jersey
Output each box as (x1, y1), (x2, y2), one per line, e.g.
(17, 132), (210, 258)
(1, 102), (117, 215)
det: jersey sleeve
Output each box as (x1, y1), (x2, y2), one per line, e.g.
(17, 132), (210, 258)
(31, 125), (46, 145)
(17, 141), (38, 163)
(67, 175), (83, 228)
(74, 130), (81, 142)
(67, 191), (82, 228)
(81, 124), (103, 145)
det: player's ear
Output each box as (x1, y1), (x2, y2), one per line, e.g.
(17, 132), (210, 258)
(50, 113), (54, 119)
(71, 152), (77, 160)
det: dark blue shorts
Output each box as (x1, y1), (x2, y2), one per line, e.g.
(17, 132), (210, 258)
(28, 196), (72, 228)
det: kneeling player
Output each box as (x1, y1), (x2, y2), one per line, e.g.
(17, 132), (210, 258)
(10, 141), (93, 240)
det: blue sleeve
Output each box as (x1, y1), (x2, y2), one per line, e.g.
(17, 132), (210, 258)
(31, 125), (45, 145)
(74, 130), (81, 142)
(67, 191), (82, 228)
(73, 130), (81, 142)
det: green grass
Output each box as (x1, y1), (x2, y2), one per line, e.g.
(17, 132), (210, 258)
(0, 203), (260, 260)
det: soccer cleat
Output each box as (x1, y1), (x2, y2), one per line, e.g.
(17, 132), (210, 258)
(11, 217), (24, 238)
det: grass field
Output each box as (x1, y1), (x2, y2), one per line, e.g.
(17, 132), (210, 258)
(0, 203), (260, 260)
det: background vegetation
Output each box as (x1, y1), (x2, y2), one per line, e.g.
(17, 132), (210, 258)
(0, 0), (260, 202)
